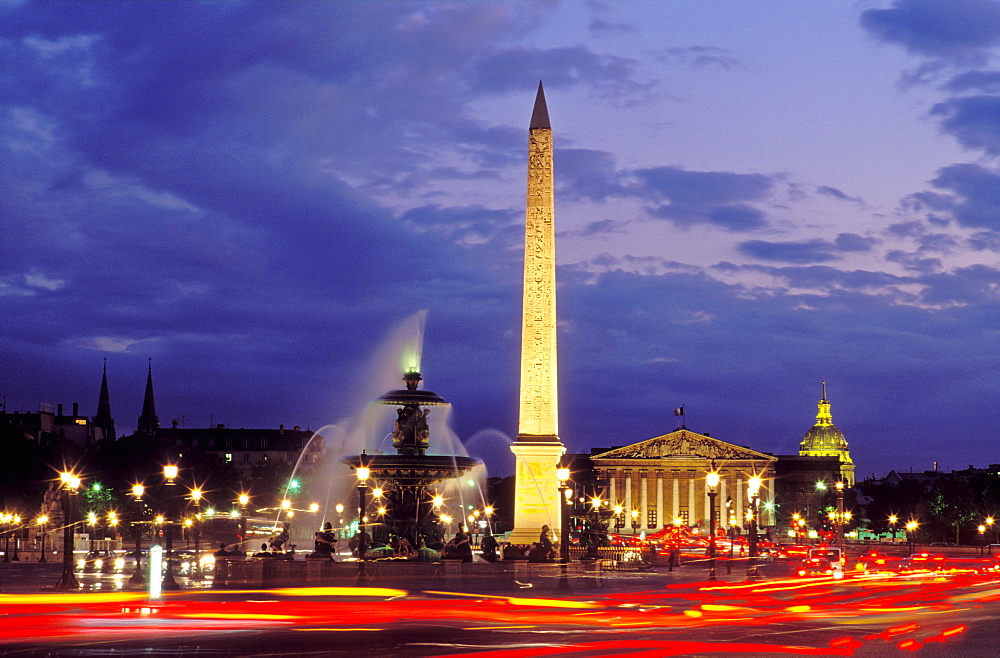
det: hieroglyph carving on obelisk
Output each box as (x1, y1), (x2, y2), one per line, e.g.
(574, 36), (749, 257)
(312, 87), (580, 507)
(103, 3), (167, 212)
(509, 81), (566, 545)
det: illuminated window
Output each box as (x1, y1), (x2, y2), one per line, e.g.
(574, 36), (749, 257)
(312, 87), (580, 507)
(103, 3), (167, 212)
(647, 510), (657, 528)
(225, 453), (232, 463)
(75, 419), (87, 426)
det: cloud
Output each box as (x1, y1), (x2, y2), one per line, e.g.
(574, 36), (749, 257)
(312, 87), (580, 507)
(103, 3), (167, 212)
(835, 233), (878, 252)
(557, 148), (630, 202)
(737, 239), (841, 264)
(817, 186), (862, 204)
(886, 250), (943, 273)
(654, 46), (740, 70)
(930, 96), (1000, 155)
(468, 45), (648, 98)
(558, 219), (631, 239)
(861, 0), (1000, 63)
(923, 163), (1000, 230)
(635, 166), (775, 232)
(945, 70), (1000, 92)
(589, 19), (634, 37)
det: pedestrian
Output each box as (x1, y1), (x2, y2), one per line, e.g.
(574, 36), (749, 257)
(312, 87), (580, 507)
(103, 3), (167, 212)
(538, 525), (556, 560)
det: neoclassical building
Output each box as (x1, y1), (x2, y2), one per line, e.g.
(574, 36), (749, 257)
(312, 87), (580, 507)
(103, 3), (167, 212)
(799, 382), (855, 485)
(590, 429), (778, 533)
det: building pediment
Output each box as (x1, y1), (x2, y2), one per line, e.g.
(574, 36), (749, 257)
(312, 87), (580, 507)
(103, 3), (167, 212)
(592, 430), (775, 462)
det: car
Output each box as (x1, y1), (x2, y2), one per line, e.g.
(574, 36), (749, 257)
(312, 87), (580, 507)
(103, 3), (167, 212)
(797, 557), (834, 577)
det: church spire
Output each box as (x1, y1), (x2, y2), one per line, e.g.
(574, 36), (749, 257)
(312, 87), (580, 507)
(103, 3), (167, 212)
(136, 358), (159, 437)
(815, 379), (832, 426)
(94, 358), (116, 441)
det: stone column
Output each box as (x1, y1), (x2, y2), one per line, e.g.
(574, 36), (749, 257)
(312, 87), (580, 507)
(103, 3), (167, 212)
(655, 471), (664, 529)
(672, 476), (680, 521)
(640, 471), (648, 531)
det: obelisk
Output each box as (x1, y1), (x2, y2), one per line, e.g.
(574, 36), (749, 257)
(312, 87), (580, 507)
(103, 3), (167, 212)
(508, 81), (566, 545)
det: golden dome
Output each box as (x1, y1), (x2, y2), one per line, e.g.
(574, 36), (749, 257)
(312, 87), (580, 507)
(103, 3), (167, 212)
(799, 381), (853, 464)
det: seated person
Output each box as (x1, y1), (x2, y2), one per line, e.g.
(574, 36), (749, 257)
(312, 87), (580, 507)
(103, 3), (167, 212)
(269, 522), (291, 552)
(213, 542), (231, 557)
(480, 531), (500, 562)
(252, 542), (273, 558)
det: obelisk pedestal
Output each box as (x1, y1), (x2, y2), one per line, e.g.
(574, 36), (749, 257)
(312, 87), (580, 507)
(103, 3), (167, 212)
(508, 81), (566, 546)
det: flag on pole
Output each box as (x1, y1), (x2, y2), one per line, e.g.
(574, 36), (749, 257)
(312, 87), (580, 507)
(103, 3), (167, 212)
(673, 406), (684, 416)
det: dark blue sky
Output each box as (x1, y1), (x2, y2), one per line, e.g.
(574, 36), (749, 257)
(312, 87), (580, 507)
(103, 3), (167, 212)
(2, 1), (998, 478)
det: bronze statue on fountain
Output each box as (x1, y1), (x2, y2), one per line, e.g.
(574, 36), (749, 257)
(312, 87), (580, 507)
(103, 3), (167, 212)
(343, 371), (481, 557)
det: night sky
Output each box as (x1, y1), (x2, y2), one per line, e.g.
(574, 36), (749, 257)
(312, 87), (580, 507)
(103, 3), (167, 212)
(2, 1), (998, 479)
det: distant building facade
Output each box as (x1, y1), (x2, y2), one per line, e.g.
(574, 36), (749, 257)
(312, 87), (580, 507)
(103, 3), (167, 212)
(1, 402), (104, 446)
(154, 424), (324, 472)
(590, 428), (779, 533)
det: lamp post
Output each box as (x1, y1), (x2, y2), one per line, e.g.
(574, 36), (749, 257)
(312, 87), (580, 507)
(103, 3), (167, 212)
(238, 493), (250, 554)
(55, 472), (81, 590)
(1, 514), (12, 563)
(706, 471), (719, 581)
(161, 465), (180, 591)
(86, 511), (98, 558)
(10, 515), (21, 562)
(37, 515), (49, 563)
(905, 521), (918, 553)
(888, 515), (898, 544)
(747, 475), (761, 579)
(725, 497), (734, 574)
(835, 481), (845, 547)
(189, 489), (202, 556)
(584, 496), (603, 560)
(128, 484), (146, 586)
(356, 465), (369, 585)
(630, 509), (640, 534)
(555, 466), (572, 594)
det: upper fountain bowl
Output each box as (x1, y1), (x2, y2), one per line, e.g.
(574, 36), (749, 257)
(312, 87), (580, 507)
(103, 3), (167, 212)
(376, 371), (449, 406)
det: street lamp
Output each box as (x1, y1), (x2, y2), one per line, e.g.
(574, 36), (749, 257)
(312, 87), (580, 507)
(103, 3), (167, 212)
(584, 496), (603, 560)
(237, 493), (250, 554)
(888, 514), (898, 544)
(555, 466), (572, 594)
(55, 472), (81, 590)
(86, 511), (98, 558)
(725, 496), (734, 574)
(189, 488), (202, 556)
(161, 465), (180, 591)
(905, 520), (918, 552)
(835, 481), (845, 547)
(36, 515), (49, 563)
(706, 471), (720, 581)
(613, 504), (624, 530)
(128, 484), (146, 586)
(747, 475), (761, 579)
(630, 509), (640, 533)
(356, 465), (370, 585)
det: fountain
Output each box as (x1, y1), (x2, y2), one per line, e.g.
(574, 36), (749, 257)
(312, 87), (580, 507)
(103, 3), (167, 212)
(343, 371), (482, 553)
